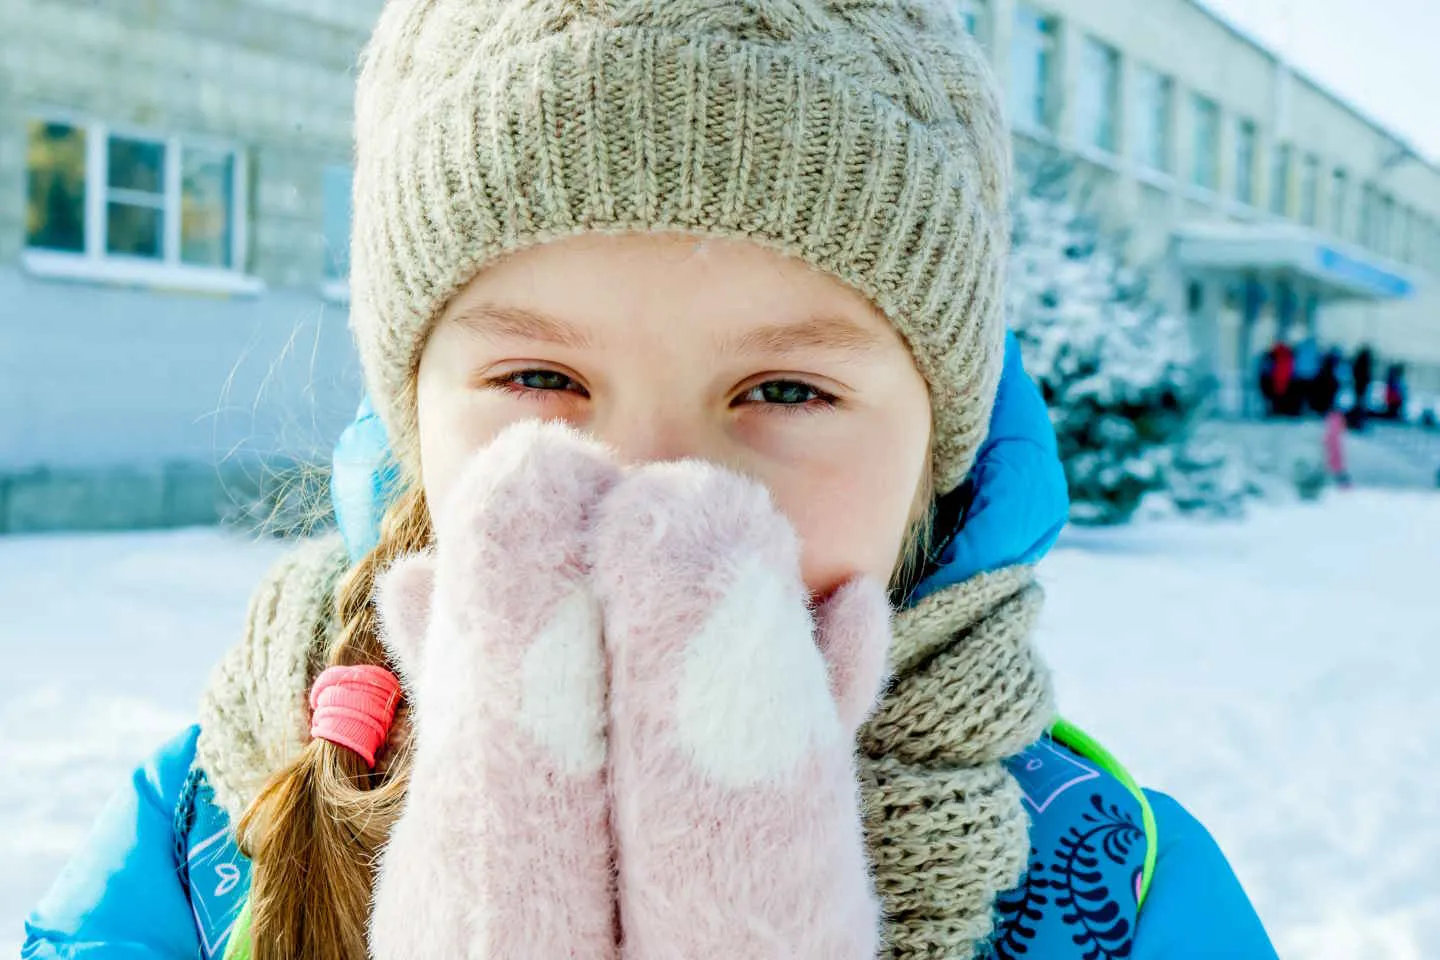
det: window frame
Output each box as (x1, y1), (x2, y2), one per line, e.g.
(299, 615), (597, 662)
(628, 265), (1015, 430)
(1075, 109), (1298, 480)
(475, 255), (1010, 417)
(1129, 62), (1173, 176)
(1377, 193), (1396, 257)
(22, 110), (259, 295)
(1398, 205), (1416, 264)
(1269, 142), (1292, 217)
(1189, 93), (1221, 193)
(1078, 34), (1121, 155)
(1330, 167), (1348, 238)
(1234, 117), (1257, 206)
(1299, 153), (1319, 227)
(1010, 3), (1060, 135)
(956, 0), (991, 45)
(1359, 182), (1378, 249)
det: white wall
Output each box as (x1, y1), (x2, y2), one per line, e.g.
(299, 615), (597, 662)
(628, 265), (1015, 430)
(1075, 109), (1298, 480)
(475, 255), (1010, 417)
(0, 269), (360, 472)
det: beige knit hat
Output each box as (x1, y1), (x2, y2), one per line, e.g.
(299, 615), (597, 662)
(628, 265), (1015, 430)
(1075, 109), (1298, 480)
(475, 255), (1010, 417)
(349, 0), (1012, 494)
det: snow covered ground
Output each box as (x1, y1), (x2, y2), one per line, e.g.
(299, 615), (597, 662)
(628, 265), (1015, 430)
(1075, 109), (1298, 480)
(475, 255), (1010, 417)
(3, 492), (1437, 957)
(0, 529), (287, 955)
(1038, 490), (1439, 959)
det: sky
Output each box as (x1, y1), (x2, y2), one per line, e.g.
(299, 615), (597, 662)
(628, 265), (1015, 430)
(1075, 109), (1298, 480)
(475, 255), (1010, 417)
(1197, 0), (1440, 163)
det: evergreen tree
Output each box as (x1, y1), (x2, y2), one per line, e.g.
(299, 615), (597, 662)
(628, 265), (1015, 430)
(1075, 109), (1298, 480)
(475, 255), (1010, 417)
(1007, 168), (1245, 524)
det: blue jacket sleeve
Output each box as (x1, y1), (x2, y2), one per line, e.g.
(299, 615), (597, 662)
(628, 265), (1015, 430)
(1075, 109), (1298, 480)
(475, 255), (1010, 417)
(22, 726), (202, 959)
(1134, 790), (1278, 960)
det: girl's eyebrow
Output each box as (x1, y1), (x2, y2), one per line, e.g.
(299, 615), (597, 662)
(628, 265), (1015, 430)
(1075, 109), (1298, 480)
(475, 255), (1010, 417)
(448, 303), (885, 356)
(448, 304), (596, 350)
(721, 315), (889, 356)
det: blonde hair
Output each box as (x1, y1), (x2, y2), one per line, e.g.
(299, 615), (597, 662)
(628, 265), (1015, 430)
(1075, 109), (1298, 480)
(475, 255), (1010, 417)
(235, 483), (431, 960)
(235, 439), (935, 959)
(893, 463), (937, 597)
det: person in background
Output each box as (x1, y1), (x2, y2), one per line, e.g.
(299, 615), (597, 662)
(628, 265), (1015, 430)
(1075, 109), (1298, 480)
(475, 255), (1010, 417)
(1290, 333), (1321, 417)
(1324, 410), (1352, 489)
(1384, 364), (1408, 422)
(1257, 347), (1277, 417)
(1350, 346), (1376, 429)
(1258, 342), (1290, 418)
(1311, 348), (1343, 416)
(1271, 340), (1296, 418)
(1336, 350), (1354, 412)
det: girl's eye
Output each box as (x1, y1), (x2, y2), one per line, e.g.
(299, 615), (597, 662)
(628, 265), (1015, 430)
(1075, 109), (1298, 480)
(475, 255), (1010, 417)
(498, 369), (586, 395)
(739, 380), (836, 407)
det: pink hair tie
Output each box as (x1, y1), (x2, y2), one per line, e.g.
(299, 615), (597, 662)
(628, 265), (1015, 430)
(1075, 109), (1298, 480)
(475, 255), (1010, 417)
(309, 664), (403, 768)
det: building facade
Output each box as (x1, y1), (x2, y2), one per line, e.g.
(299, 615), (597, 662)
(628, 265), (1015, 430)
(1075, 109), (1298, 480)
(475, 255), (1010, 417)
(963, 0), (1440, 410)
(0, 0), (380, 531)
(2, 0), (1437, 532)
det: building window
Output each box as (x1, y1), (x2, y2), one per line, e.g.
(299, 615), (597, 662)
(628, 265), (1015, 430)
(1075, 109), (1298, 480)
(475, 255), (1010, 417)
(25, 117), (243, 270)
(1129, 64), (1172, 173)
(1190, 94), (1219, 191)
(26, 121), (87, 253)
(1010, 4), (1058, 133)
(1299, 154), (1319, 227)
(1378, 193), (1396, 256)
(1234, 119), (1257, 205)
(106, 136), (166, 259)
(1077, 36), (1120, 153)
(956, 0), (990, 44)
(1330, 168), (1348, 236)
(1269, 144), (1291, 217)
(180, 147), (236, 268)
(1360, 183), (1378, 248)
(1398, 207), (1415, 263)
(322, 165), (353, 281)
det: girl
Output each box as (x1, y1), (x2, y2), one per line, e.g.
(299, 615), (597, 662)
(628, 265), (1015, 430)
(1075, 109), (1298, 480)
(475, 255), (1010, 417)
(24, 1), (1275, 957)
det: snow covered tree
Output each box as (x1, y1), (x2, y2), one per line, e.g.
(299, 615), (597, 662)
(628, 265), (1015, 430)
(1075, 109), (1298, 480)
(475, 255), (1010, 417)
(1007, 163), (1245, 524)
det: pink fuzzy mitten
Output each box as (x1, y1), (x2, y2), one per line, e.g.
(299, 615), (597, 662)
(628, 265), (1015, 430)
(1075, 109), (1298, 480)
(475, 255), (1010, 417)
(591, 461), (892, 960)
(369, 422), (621, 960)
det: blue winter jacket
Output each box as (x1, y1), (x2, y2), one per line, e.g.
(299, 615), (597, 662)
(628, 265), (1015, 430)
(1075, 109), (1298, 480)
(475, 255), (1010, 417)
(22, 338), (1277, 957)
(21, 725), (1277, 959)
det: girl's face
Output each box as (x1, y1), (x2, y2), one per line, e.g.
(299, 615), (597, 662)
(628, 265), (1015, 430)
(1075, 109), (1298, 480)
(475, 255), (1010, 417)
(416, 233), (932, 597)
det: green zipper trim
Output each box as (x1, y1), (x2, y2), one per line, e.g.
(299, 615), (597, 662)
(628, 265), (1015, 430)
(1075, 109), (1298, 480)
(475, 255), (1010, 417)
(221, 897), (253, 960)
(1049, 717), (1158, 908)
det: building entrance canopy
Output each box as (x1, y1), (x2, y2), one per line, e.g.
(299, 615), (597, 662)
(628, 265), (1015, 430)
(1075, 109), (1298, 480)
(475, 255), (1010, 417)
(1174, 222), (1415, 303)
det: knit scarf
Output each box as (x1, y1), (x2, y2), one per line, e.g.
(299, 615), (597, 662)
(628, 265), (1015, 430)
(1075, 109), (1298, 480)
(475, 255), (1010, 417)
(196, 534), (1053, 958)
